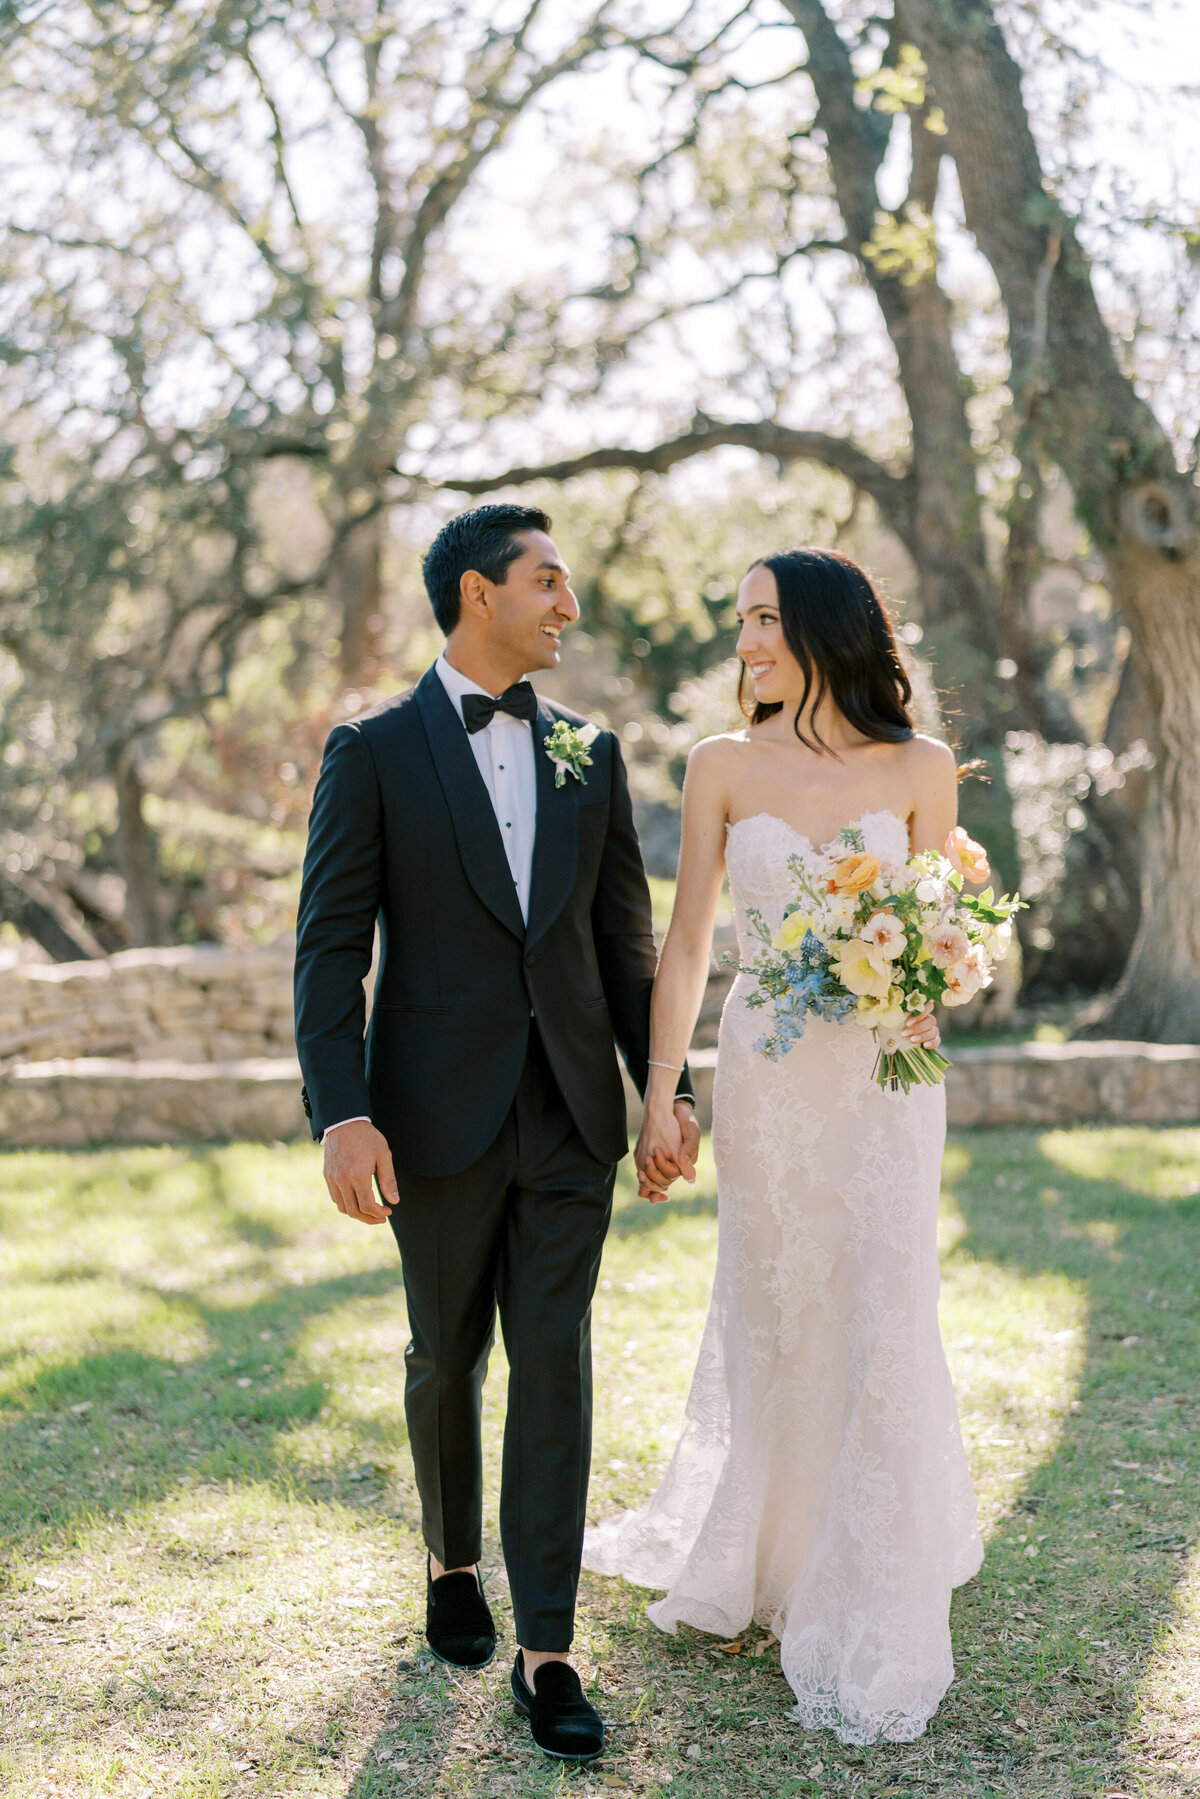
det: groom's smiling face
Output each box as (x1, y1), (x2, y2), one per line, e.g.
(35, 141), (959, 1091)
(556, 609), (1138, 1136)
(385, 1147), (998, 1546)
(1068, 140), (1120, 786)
(486, 529), (580, 674)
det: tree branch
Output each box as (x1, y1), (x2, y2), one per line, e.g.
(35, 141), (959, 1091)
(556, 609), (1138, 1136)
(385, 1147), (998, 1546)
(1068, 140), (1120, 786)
(900, 0), (1167, 510)
(781, 0), (891, 252)
(429, 419), (914, 546)
(378, 3), (619, 342)
(240, 45), (307, 239)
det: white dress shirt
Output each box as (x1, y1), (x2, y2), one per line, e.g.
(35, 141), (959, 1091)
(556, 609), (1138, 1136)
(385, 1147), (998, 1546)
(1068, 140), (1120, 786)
(323, 653), (538, 1140)
(433, 651), (538, 921)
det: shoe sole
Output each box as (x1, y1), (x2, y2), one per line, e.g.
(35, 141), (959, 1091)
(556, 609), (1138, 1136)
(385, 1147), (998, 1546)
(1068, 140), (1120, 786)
(426, 1641), (497, 1671)
(511, 1694), (603, 1763)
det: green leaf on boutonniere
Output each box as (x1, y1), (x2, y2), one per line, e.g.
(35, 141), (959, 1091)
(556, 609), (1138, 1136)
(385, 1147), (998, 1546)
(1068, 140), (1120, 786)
(545, 718), (599, 787)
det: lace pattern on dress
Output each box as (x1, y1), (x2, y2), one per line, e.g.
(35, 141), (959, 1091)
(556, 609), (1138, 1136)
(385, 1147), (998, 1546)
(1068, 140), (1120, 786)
(583, 809), (982, 1745)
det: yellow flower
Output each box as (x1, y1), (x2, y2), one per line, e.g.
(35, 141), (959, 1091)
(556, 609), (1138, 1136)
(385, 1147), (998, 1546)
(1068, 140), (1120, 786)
(856, 986), (908, 1031)
(773, 910), (814, 951)
(833, 936), (892, 999)
(829, 850), (881, 895)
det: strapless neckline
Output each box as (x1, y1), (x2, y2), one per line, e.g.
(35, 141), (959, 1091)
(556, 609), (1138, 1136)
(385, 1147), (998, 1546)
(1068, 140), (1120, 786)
(725, 806), (909, 861)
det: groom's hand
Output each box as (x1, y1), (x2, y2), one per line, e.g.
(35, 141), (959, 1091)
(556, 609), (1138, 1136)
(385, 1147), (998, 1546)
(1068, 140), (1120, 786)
(673, 1100), (700, 1181)
(323, 1120), (399, 1224)
(637, 1101), (700, 1202)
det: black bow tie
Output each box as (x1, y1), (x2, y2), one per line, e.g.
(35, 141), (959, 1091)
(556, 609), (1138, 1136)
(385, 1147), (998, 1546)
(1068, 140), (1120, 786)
(461, 682), (538, 734)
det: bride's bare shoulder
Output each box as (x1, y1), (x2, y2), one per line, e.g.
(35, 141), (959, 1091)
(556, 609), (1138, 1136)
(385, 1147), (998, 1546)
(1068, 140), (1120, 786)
(903, 732), (957, 790)
(689, 729), (750, 764)
(683, 732), (749, 811)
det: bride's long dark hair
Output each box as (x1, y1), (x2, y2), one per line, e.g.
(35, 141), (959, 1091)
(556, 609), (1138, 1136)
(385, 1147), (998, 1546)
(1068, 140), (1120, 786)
(738, 547), (916, 753)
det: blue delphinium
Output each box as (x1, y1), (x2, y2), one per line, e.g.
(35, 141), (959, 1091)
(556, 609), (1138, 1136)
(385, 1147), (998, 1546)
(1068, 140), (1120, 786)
(749, 927), (856, 1061)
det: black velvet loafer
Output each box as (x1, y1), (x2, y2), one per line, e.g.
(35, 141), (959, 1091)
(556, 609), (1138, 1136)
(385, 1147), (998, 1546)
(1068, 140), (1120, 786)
(511, 1651), (604, 1763)
(425, 1560), (496, 1670)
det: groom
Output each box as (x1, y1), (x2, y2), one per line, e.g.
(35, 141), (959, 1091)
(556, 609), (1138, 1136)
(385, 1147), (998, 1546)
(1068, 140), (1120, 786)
(293, 503), (698, 1763)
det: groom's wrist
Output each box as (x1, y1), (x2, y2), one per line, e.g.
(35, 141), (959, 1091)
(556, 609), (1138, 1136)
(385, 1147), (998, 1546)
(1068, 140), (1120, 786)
(321, 1115), (372, 1142)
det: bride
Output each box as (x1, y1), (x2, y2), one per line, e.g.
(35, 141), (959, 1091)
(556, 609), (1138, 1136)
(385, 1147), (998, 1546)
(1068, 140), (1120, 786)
(583, 547), (983, 1745)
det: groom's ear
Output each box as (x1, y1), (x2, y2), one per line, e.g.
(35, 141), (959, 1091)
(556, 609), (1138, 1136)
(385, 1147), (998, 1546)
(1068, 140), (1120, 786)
(459, 568), (491, 622)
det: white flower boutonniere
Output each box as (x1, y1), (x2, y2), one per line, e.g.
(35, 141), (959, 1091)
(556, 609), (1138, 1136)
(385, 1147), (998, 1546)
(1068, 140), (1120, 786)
(545, 718), (600, 788)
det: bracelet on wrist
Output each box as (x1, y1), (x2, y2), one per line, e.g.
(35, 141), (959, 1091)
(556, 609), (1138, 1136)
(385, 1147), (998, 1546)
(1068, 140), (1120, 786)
(648, 1058), (683, 1073)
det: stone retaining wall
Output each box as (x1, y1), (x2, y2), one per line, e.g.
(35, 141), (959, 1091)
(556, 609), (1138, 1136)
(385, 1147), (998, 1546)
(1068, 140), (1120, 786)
(0, 1057), (308, 1149)
(2, 1041), (1198, 1149)
(3, 950), (1198, 1147)
(0, 945), (296, 1067)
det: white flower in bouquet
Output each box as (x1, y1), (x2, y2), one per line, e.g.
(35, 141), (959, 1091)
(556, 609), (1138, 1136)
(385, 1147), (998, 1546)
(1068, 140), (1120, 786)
(867, 865), (905, 904)
(825, 891), (859, 934)
(928, 922), (970, 968)
(978, 918), (1013, 955)
(860, 911), (906, 960)
(941, 944), (991, 1006)
(964, 942), (991, 984)
(941, 970), (978, 1007)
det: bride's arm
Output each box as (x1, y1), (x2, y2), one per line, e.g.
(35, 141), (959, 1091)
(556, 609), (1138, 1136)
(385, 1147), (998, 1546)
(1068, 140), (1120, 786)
(638, 739), (731, 1199)
(903, 735), (960, 1051)
(906, 734), (958, 855)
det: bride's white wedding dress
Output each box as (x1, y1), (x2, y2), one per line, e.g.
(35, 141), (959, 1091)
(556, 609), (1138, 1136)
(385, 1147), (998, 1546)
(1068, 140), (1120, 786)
(584, 808), (982, 1744)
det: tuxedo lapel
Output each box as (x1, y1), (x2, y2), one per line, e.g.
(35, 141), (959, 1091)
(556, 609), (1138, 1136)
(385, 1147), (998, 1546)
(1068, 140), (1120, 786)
(526, 700), (580, 951)
(414, 667), (526, 942)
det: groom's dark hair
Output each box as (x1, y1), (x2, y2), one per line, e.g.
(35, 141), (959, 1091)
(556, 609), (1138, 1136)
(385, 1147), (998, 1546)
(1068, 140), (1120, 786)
(423, 503), (553, 634)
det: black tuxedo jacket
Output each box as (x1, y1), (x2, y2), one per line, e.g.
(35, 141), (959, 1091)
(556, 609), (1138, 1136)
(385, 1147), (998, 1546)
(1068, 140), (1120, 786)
(294, 665), (691, 1178)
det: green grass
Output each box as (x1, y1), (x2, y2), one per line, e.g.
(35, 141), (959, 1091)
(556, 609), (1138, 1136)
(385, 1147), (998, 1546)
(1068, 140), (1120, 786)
(0, 1131), (1198, 1796)
(645, 875), (678, 930)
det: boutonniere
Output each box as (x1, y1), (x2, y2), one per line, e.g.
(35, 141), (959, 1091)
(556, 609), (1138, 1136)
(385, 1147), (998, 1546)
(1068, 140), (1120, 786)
(545, 718), (600, 787)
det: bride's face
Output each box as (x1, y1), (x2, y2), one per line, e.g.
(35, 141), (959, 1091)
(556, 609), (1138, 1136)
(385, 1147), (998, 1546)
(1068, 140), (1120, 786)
(735, 565), (804, 706)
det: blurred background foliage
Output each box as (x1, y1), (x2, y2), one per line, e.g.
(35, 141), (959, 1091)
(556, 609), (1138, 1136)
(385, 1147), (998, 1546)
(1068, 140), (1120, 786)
(1, 0), (1197, 1028)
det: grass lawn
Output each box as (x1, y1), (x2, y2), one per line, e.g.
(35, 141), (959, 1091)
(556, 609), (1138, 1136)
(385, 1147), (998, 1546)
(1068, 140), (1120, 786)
(1, 1129), (1198, 1798)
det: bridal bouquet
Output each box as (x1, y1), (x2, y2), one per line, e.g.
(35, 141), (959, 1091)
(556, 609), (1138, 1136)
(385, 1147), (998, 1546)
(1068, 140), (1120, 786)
(742, 825), (1024, 1092)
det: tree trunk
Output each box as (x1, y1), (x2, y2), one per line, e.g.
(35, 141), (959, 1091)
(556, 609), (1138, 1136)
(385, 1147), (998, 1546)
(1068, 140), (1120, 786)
(904, 0), (1200, 1038)
(331, 511), (384, 687)
(1031, 651), (1153, 997)
(783, 0), (1021, 882)
(109, 747), (170, 947)
(1090, 529), (1200, 1037)
(0, 870), (103, 962)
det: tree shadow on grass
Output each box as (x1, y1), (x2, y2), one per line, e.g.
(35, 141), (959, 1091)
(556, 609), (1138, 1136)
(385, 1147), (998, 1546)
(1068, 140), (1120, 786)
(9, 1134), (1198, 1797)
(605, 1186), (717, 1239)
(0, 1172), (417, 1550)
(0, 1270), (416, 1538)
(924, 1127), (1199, 1794)
(48, 1143), (292, 1249)
(343, 1127), (1195, 1799)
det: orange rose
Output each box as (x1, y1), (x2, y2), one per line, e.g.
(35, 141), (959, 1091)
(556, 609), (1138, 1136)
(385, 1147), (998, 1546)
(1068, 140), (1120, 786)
(829, 851), (881, 895)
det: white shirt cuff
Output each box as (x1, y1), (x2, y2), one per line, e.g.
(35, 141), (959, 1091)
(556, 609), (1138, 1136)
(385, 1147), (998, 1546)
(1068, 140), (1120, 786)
(321, 1115), (371, 1142)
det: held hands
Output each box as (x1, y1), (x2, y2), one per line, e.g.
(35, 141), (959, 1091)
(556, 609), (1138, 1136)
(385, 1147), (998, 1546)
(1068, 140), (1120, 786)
(637, 1100), (700, 1204)
(323, 1119), (399, 1225)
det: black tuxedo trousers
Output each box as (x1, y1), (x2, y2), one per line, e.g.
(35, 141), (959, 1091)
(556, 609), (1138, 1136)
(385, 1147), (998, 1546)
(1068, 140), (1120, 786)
(390, 1022), (615, 1651)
